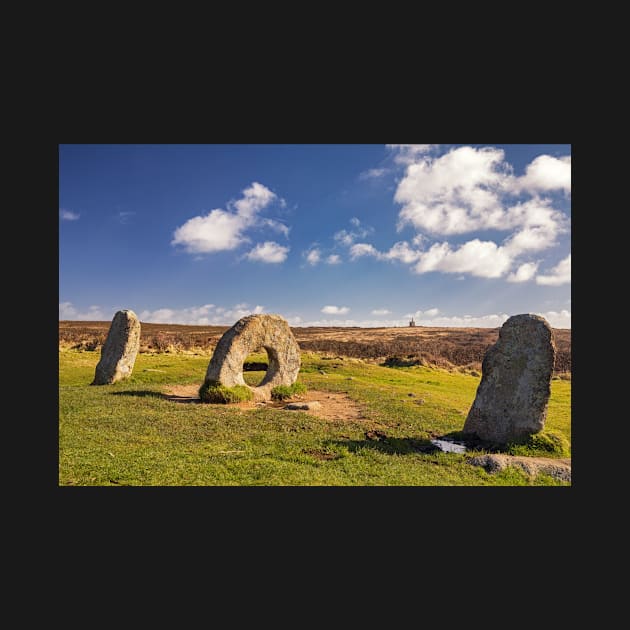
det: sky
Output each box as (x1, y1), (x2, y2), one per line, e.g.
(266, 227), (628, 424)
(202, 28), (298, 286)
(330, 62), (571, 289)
(59, 144), (571, 328)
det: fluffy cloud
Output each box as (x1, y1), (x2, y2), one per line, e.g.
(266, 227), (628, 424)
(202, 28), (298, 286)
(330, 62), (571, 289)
(232, 181), (277, 218)
(506, 262), (539, 283)
(138, 303), (264, 325)
(513, 155), (571, 194)
(371, 308), (391, 315)
(338, 146), (570, 282)
(394, 146), (569, 236)
(414, 240), (513, 278)
(326, 254), (341, 265)
(59, 302), (106, 320)
(246, 241), (289, 263)
(321, 305), (350, 315)
(536, 254), (571, 286)
(347, 232), (555, 281)
(350, 241), (422, 264)
(536, 309), (571, 328)
(395, 146), (511, 235)
(172, 182), (286, 255)
(304, 248), (321, 265)
(382, 241), (422, 264)
(350, 243), (380, 260)
(60, 209), (80, 221)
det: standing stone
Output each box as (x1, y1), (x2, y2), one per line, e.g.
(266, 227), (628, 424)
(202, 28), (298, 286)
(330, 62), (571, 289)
(462, 314), (555, 445)
(203, 314), (301, 401)
(92, 310), (141, 385)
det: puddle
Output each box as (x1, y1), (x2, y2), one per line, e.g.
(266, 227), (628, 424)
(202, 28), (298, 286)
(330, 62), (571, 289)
(430, 438), (467, 454)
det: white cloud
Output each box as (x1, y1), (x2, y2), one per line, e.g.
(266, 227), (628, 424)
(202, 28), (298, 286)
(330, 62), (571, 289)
(321, 305), (350, 315)
(304, 248), (321, 265)
(231, 181), (277, 218)
(326, 254), (341, 265)
(507, 262), (539, 283)
(394, 147), (569, 237)
(246, 241), (289, 263)
(359, 168), (387, 180)
(513, 155), (571, 194)
(334, 219), (374, 246)
(536, 254), (571, 286)
(338, 146), (570, 282)
(172, 209), (247, 253)
(395, 146), (511, 235)
(138, 303), (264, 325)
(346, 228), (557, 280)
(59, 302), (106, 320)
(413, 239), (513, 278)
(350, 243), (380, 260)
(382, 241), (422, 264)
(372, 308), (391, 315)
(172, 182), (286, 254)
(536, 309), (571, 328)
(334, 230), (355, 246)
(60, 209), (80, 221)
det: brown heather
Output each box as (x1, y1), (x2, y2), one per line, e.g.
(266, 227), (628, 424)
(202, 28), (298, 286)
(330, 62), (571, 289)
(59, 321), (571, 375)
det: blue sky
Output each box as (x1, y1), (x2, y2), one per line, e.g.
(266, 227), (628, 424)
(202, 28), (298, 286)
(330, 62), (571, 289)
(59, 144), (571, 328)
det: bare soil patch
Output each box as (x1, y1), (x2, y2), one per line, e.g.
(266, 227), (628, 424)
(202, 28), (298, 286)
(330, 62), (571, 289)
(160, 384), (367, 422)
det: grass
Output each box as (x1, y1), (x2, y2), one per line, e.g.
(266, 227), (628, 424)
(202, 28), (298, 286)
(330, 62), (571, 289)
(271, 382), (307, 400)
(59, 349), (571, 486)
(199, 381), (253, 404)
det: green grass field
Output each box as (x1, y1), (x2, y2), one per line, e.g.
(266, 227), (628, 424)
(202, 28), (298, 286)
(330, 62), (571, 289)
(59, 350), (571, 486)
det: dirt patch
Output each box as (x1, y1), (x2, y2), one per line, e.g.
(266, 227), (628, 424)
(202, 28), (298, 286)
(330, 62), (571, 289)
(273, 390), (368, 422)
(161, 384), (368, 422)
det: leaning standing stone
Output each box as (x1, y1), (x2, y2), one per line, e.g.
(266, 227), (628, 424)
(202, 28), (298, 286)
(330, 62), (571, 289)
(92, 310), (141, 385)
(462, 314), (555, 445)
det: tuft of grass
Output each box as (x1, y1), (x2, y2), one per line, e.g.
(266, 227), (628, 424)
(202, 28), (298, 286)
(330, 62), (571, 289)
(271, 382), (307, 400)
(199, 380), (253, 404)
(507, 430), (570, 457)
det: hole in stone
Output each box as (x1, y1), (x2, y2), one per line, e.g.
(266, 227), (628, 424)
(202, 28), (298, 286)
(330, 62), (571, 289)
(242, 349), (270, 387)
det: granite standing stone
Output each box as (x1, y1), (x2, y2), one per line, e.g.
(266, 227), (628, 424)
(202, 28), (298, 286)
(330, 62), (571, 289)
(203, 314), (301, 401)
(92, 310), (141, 385)
(462, 314), (555, 445)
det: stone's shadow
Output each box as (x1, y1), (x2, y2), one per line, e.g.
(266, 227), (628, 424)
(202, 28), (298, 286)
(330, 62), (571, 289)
(329, 431), (494, 456)
(329, 436), (441, 455)
(109, 390), (200, 404)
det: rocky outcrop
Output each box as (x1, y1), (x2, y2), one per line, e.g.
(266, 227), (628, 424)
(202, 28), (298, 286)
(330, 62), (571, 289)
(468, 454), (571, 482)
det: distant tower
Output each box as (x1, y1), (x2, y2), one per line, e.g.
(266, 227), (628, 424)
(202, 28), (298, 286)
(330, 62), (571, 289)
(409, 317), (416, 327)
